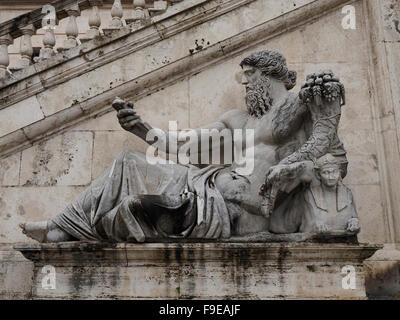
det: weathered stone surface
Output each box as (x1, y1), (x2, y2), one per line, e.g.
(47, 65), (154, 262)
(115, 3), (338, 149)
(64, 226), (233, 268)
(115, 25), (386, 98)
(349, 185), (386, 244)
(0, 96), (44, 137)
(189, 58), (245, 127)
(20, 132), (93, 186)
(0, 186), (85, 242)
(14, 242), (381, 299)
(0, 244), (33, 299)
(0, 153), (21, 187)
(344, 155), (380, 186)
(365, 244), (400, 300)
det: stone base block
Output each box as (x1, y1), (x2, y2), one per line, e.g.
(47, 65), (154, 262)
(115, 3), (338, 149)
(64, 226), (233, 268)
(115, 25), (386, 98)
(365, 244), (400, 299)
(14, 242), (381, 300)
(0, 244), (34, 299)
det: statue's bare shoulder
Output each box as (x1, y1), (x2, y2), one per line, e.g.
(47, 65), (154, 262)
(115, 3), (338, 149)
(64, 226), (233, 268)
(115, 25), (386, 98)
(218, 109), (248, 130)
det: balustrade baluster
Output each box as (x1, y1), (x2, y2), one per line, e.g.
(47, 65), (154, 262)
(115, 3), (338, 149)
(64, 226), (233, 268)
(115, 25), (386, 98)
(126, 0), (148, 27)
(37, 27), (56, 61)
(149, 1), (168, 16)
(0, 34), (13, 78)
(109, 0), (124, 28)
(86, 1), (102, 39)
(15, 25), (36, 69)
(63, 4), (81, 49)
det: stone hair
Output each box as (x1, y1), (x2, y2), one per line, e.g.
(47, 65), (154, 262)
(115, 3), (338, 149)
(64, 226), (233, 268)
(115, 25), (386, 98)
(240, 50), (297, 90)
(315, 153), (340, 170)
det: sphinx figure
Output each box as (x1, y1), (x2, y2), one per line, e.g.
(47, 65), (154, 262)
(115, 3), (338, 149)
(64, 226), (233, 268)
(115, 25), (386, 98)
(268, 154), (360, 236)
(19, 49), (357, 243)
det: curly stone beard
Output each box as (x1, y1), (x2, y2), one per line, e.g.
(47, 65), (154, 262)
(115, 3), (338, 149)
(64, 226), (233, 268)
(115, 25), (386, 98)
(245, 76), (273, 118)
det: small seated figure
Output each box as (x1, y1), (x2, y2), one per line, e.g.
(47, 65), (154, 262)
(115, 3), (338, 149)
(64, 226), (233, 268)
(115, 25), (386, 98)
(300, 153), (360, 235)
(268, 153), (360, 236)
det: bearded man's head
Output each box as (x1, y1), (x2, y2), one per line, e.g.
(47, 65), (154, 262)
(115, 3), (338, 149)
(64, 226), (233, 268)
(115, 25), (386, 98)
(240, 50), (297, 118)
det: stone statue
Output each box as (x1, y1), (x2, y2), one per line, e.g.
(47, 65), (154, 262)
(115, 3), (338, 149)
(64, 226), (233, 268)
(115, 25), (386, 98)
(19, 49), (359, 243)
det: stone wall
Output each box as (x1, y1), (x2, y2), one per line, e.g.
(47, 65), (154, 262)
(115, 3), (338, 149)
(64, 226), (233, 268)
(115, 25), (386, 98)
(0, 0), (400, 298)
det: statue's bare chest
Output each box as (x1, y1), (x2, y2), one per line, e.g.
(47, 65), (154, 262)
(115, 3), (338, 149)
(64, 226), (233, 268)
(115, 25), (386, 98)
(242, 111), (277, 146)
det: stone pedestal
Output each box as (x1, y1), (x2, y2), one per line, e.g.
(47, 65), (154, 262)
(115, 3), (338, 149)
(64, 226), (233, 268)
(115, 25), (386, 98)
(14, 242), (381, 300)
(365, 244), (400, 299)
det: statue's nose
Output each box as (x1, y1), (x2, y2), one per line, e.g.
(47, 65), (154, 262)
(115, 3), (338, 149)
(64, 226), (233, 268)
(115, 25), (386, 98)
(241, 74), (248, 85)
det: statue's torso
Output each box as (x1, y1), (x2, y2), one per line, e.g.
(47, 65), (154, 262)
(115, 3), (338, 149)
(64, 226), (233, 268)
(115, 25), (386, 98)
(215, 94), (298, 219)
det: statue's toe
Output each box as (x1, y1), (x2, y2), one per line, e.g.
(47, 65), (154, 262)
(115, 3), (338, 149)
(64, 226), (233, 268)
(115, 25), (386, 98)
(19, 222), (26, 234)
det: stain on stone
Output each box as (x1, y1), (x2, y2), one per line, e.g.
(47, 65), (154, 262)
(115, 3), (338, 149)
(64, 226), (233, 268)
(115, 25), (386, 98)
(23, 134), (76, 186)
(0, 197), (5, 214)
(0, 159), (11, 184)
(18, 205), (26, 216)
(277, 245), (290, 289)
(394, 19), (400, 34)
(82, 52), (90, 62)
(306, 265), (316, 272)
(161, 57), (171, 64)
(189, 39), (210, 55)
(365, 260), (400, 299)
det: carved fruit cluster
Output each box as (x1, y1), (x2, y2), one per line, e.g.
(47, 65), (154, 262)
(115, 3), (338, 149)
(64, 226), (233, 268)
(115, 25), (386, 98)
(299, 70), (345, 106)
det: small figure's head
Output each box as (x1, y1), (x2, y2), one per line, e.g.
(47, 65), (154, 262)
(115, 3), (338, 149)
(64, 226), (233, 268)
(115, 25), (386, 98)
(316, 153), (341, 187)
(240, 50), (297, 117)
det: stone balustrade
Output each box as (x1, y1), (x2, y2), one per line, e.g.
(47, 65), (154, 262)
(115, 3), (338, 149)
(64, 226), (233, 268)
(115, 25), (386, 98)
(0, 0), (184, 78)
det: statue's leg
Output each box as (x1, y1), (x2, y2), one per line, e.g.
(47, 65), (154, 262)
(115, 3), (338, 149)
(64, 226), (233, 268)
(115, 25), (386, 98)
(19, 149), (186, 242)
(19, 221), (75, 242)
(268, 191), (304, 234)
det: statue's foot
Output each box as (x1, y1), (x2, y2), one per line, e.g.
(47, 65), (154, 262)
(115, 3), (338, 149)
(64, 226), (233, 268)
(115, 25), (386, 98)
(19, 221), (48, 242)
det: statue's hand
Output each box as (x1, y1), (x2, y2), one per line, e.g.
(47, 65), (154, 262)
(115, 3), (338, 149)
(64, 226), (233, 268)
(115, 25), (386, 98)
(113, 97), (143, 133)
(346, 218), (360, 233)
(315, 221), (330, 234)
(265, 162), (310, 193)
(117, 108), (144, 133)
(113, 97), (153, 141)
(265, 164), (288, 186)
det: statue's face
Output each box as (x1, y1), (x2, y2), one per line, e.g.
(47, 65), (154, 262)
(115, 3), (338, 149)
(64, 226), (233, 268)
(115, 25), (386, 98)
(242, 65), (262, 88)
(319, 166), (340, 187)
(241, 65), (272, 118)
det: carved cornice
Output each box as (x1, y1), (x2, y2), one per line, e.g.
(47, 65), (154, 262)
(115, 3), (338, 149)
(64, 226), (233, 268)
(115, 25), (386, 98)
(0, 0), (351, 159)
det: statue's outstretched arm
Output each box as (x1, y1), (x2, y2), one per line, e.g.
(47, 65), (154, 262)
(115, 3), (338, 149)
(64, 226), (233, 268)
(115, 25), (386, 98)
(113, 96), (233, 158)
